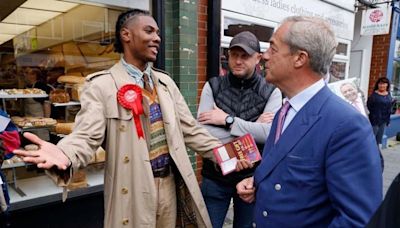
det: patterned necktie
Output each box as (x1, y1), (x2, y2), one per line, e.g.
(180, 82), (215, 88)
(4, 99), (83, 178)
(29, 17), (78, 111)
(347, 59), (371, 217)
(275, 101), (291, 144)
(143, 73), (153, 93)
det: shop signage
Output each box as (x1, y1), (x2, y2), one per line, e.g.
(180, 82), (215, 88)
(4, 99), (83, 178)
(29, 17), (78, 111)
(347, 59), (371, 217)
(360, 5), (392, 36)
(222, 0), (355, 41)
(62, 0), (149, 10)
(321, 0), (354, 11)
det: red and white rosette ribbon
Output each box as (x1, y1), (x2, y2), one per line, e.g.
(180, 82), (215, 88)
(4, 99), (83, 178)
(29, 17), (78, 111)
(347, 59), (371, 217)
(117, 84), (144, 139)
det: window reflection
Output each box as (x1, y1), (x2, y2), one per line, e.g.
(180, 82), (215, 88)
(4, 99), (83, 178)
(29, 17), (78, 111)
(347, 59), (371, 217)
(224, 17), (274, 43)
(328, 61), (346, 83)
(219, 47), (265, 77)
(336, 43), (348, 56)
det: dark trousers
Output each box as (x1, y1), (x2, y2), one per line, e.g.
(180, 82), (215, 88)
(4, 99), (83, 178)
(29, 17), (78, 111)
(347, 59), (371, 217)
(372, 123), (386, 144)
(201, 177), (254, 228)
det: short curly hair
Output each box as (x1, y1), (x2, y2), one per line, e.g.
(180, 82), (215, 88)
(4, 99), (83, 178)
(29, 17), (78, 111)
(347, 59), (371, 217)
(114, 9), (151, 53)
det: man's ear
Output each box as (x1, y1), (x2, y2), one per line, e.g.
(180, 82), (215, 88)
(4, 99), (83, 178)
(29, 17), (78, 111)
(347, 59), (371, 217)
(255, 53), (262, 64)
(294, 50), (308, 68)
(120, 27), (130, 42)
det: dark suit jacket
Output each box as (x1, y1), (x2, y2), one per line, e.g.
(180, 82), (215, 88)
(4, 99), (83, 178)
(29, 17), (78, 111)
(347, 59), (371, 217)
(253, 86), (383, 227)
(367, 173), (400, 228)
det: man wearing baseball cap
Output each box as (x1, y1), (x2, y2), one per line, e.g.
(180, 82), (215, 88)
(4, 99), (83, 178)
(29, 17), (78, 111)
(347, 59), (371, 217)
(197, 31), (282, 227)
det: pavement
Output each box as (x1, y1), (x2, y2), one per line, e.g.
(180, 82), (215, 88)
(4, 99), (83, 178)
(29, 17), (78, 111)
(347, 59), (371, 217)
(223, 138), (400, 227)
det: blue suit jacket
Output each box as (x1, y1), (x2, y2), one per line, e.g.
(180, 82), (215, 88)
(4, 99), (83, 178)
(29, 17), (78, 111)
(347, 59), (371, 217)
(254, 86), (382, 227)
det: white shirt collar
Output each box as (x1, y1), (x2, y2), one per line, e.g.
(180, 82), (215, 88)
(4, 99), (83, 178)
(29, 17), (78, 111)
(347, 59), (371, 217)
(287, 79), (325, 113)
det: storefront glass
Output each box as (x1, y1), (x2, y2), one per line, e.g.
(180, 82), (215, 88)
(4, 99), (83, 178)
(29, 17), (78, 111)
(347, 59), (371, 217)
(0, 0), (148, 214)
(0, 2), (124, 116)
(329, 61), (347, 83)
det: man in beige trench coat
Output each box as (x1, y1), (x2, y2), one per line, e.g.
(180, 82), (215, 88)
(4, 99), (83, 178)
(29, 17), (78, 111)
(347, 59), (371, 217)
(14, 9), (221, 228)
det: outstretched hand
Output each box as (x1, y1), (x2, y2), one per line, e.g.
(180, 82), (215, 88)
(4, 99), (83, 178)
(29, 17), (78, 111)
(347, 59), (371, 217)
(13, 132), (71, 170)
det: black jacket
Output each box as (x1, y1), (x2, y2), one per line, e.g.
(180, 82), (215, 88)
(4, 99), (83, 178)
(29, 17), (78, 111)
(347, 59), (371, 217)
(367, 173), (400, 228)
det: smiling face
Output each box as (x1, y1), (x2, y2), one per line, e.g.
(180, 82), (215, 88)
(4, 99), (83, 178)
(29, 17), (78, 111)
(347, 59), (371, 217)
(340, 83), (358, 102)
(377, 82), (388, 92)
(121, 15), (160, 69)
(228, 47), (261, 79)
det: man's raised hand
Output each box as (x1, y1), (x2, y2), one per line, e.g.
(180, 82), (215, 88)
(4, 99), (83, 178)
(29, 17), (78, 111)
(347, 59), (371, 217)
(13, 132), (70, 170)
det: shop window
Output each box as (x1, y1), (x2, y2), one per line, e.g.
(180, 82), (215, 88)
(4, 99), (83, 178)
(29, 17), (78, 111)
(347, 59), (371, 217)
(392, 38), (400, 110)
(392, 61), (400, 97)
(219, 47), (265, 77)
(0, 3), (122, 118)
(221, 10), (277, 52)
(224, 17), (274, 43)
(336, 42), (348, 56)
(328, 61), (347, 83)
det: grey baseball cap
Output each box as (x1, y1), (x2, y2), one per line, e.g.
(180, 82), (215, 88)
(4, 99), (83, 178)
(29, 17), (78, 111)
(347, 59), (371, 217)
(229, 31), (260, 55)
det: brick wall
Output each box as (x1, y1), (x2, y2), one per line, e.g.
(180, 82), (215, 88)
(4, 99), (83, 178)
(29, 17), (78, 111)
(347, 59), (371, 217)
(196, 0), (208, 181)
(368, 34), (391, 94)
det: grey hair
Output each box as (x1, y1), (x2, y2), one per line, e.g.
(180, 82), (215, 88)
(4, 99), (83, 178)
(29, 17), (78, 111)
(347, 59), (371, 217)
(281, 16), (337, 76)
(340, 82), (357, 90)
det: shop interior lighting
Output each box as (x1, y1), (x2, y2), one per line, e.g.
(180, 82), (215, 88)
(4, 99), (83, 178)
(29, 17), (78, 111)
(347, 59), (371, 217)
(0, 34), (15, 45)
(0, 23), (34, 35)
(21, 0), (78, 12)
(3, 8), (61, 26)
(0, 0), (78, 45)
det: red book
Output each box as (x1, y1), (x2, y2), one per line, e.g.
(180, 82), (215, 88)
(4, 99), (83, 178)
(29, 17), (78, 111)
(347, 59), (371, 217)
(213, 133), (261, 176)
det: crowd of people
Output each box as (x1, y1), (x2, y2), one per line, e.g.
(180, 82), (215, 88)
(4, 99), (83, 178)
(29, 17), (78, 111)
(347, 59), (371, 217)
(0, 8), (395, 228)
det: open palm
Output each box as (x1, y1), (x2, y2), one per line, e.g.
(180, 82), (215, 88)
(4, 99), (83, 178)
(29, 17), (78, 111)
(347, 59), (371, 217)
(13, 132), (70, 170)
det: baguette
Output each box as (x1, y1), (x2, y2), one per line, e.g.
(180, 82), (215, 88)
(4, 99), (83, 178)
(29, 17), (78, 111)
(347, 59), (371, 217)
(57, 75), (85, 84)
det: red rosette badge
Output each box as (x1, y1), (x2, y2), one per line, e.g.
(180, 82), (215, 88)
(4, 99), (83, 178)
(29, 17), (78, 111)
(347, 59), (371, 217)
(117, 84), (144, 139)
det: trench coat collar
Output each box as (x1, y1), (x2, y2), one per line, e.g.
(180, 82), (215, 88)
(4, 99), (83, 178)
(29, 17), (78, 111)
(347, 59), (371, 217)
(109, 61), (175, 126)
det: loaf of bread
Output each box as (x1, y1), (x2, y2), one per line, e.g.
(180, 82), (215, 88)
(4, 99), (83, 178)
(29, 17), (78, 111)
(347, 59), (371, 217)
(71, 84), (83, 101)
(50, 89), (70, 103)
(95, 147), (106, 162)
(57, 75), (85, 84)
(55, 122), (74, 135)
(71, 170), (87, 182)
(67, 169), (88, 190)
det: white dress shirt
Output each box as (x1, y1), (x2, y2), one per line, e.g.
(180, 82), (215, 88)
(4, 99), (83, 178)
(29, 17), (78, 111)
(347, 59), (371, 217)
(282, 79), (325, 133)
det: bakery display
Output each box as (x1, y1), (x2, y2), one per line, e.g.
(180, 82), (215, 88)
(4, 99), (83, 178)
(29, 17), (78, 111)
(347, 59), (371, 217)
(2, 88), (47, 95)
(67, 169), (88, 190)
(11, 116), (57, 128)
(57, 75), (85, 102)
(57, 75), (86, 84)
(95, 147), (106, 163)
(49, 89), (70, 103)
(70, 84), (83, 101)
(54, 122), (74, 135)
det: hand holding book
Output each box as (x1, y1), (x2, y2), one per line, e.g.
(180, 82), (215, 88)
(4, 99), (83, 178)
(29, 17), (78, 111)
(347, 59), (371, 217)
(213, 133), (261, 175)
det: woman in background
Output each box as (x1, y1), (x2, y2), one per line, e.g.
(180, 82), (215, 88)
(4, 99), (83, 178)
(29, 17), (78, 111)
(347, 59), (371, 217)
(23, 67), (51, 117)
(367, 77), (393, 147)
(367, 77), (392, 171)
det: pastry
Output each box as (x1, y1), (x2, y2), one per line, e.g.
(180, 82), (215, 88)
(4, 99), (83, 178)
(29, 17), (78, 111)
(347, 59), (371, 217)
(24, 144), (39, 151)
